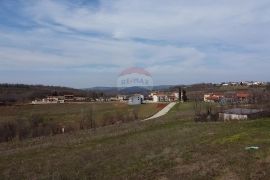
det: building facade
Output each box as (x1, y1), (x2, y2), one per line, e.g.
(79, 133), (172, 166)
(128, 94), (144, 105)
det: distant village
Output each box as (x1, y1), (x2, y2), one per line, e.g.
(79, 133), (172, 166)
(31, 91), (182, 105)
(30, 80), (270, 122)
(31, 80), (269, 105)
(219, 81), (266, 86)
(31, 88), (268, 106)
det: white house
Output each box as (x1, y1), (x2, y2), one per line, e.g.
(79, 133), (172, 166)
(153, 95), (159, 102)
(219, 108), (263, 121)
(152, 92), (178, 102)
(128, 94), (144, 105)
(31, 96), (65, 104)
(153, 94), (168, 102)
(117, 95), (128, 101)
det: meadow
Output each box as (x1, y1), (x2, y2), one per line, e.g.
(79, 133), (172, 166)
(0, 102), (163, 122)
(1, 102), (270, 179)
(0, 102), (164, 142)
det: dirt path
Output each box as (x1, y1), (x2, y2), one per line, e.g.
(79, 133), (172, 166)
(142, 102), (177, 121)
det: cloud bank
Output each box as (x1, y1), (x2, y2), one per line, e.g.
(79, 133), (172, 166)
(0, 0), (269, 87)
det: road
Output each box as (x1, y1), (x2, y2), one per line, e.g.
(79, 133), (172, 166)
(142, 102), (177, 121)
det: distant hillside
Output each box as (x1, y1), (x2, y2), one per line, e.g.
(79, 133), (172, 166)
(2, 83), (268, 104)
(0, 84), (88, 104)
(86, 85), (174, 95)
(0, 83), (178, 104)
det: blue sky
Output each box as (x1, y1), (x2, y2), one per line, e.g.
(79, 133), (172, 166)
(0, 0), (269, 88)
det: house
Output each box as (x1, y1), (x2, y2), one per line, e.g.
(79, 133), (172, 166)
(117, 95), (128, 101)
(47, 96), (60, 103)
(236, 92), (252, 103)
(74, 97), (87, 102)
(152, 91), (179, 102)
(153, 94), (168, 102)
(173, 92), (180, 99)
(150, 92), (157, 97)
(96, 97), (105, 102)
(31, 96), (65, 104)
(204, 91), (253, 104)
(109, 97), (118, 101)
(128, 94), (144, 105)
(64, 95), (74, 102)
(219, 108), (264, 121)
(204, 93), (224, 103)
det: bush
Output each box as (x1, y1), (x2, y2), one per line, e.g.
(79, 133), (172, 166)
(80, 107), (95, 129)
(132, 107), (139, 120)
(0, 120), (17, 142)
(16, 118), (31, 140)
(102, 113), (116, 126)
(30, 115), (47, 138)
(0, 115), (64, 143)
(49, 123), (63, 135)
(194, 113), (219, 122)
(115, 111), (126, 123)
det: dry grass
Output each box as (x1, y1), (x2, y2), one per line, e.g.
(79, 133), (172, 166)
(0, 102), (161, 125)
(1, 102), (270, 179)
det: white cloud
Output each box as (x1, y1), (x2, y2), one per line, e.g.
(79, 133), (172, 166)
(0, 0), (269, 87)
(24, 0), (270, 42)
(0, 29), (205, 70)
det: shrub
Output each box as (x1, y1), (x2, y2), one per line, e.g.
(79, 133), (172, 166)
(80, 106), (95, 129)
(115, 111), (125, 123)
(132, 107), (139, 120)
(16, 118), (31, 140)
(30, 115), (46, 138)
(0, 115), (68, 143)
(0, 120), (17, 142)
(102, 112), (116, 126)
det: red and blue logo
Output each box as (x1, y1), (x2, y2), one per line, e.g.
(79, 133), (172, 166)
(117, 67), (153, 90)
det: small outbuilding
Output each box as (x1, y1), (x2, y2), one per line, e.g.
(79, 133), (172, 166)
(219, 108), (264, 121)
(128, 94), (144, 105)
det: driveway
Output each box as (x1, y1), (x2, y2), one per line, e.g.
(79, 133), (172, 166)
(142, 102), (177, 121)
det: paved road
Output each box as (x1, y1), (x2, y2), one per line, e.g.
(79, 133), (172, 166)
(142, 102), (177, 121)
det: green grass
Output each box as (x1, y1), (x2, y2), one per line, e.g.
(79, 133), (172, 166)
(1, 102), (270, 179)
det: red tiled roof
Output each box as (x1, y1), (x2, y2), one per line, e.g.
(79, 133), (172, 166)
(206, 96), (220, 101)
(155, 94), (167, 97)
(236, 92), (251, 98)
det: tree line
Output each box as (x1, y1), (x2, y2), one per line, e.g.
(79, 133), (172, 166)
(0, 83), (106, 105)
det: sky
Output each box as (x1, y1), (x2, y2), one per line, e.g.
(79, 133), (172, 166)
(0, 0), (269, 88)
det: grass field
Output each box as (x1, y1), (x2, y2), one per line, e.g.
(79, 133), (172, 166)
(1, 102), (270, 179)
(0, 102), (163, 126)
